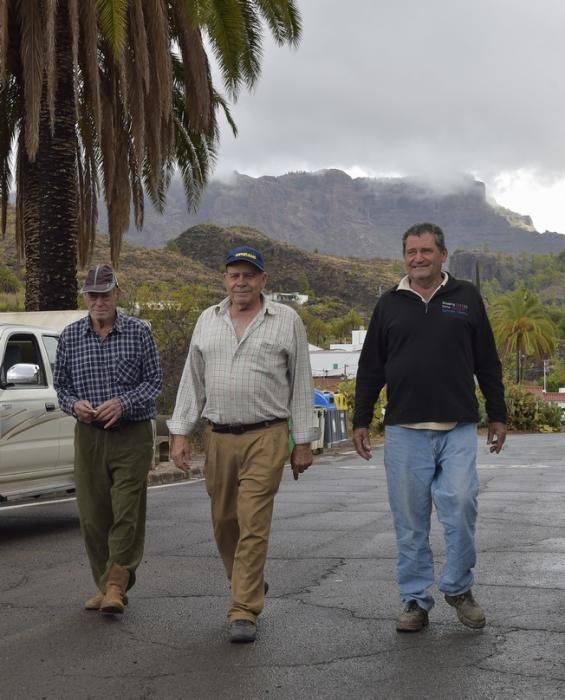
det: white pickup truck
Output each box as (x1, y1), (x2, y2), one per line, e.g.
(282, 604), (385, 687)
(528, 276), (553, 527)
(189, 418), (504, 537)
(0, 311), (87, 502)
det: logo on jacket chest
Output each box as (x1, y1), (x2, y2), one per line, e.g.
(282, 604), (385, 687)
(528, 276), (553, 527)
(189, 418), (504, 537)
(441, 301), (469, 316)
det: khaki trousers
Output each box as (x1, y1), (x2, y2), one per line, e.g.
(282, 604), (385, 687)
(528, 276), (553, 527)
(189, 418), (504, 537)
(204, 421), (289, 622)
(74, 420), (153, 592)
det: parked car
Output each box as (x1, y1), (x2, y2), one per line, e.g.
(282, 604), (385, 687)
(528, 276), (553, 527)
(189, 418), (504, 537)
(0, 322), (76, 503)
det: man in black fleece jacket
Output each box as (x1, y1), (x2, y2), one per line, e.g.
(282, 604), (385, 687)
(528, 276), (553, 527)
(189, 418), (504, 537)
(353, 222), (507, 633)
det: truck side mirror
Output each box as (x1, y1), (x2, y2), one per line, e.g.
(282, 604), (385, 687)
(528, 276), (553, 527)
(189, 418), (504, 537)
(6, 363), (41, 386)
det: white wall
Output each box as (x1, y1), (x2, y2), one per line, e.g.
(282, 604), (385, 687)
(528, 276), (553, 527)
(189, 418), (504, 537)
(309, 350), (360, 378)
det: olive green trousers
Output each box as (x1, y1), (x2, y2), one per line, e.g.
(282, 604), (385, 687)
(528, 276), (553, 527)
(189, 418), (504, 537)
(74, 420), (153, 592)
(204, 421), (289, 623)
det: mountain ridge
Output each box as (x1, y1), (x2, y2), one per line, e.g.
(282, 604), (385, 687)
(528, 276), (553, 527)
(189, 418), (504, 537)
(103, 170), (565, 258)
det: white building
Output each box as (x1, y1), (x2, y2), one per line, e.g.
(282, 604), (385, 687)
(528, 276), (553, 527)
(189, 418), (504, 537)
(329, 328), (367, 352)
(309, 349), (360, 378)
(265, 292), (309, 305)
(309, 328), (367, 378)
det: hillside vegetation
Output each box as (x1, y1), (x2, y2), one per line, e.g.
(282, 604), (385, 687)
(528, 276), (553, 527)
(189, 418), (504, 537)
(0, 209), (402, 316)
(174, 223), (403, 315)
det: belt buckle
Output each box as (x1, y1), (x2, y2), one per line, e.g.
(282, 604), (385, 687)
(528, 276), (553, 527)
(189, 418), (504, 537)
(231, 424), (246, 434)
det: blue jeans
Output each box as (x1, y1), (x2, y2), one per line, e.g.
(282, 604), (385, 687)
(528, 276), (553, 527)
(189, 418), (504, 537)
(384, 423), (479, 611)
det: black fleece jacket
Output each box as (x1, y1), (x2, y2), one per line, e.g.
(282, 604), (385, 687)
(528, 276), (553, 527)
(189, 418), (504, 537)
(353, 275), (507, 428)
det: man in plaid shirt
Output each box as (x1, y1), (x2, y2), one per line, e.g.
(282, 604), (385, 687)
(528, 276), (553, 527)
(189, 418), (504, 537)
(54, 264), (162, 615)
(169, 245), (317, 644)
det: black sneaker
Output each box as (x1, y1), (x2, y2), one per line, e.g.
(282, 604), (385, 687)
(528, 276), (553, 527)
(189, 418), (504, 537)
(444, 590), (486, 629)
(229, 619), (257, 643)
(396, 600), (429, 632)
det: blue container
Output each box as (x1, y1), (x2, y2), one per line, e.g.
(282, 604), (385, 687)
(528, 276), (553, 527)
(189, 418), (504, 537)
(314, 389), (332, 408)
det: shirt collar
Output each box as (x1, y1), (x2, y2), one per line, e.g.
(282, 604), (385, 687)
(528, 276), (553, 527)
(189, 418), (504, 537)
(82, 310), (122, 335)
(397, 271), (449, 292)
(215, 293), (278, 316)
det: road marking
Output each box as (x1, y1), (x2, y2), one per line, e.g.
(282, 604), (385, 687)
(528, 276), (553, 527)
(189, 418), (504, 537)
(0, 496), (76, 510)
(0, 478), (205, 511)
(336, 463), (560, 471)
(477, 464), (555, 469)
(149, 478), (204, 490)
(338, 464), (378, 469)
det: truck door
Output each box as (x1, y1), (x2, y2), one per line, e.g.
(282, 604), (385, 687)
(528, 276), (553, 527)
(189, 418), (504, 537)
(0, 332), (60, 481)
(40, 333), (75, 469)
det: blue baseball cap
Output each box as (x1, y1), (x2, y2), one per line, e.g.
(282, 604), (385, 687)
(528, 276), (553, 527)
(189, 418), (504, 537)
(224, 246), (265, 272)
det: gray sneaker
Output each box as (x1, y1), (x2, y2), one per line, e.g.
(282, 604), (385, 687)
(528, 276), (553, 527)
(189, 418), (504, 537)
(396, 600), (429, 632)
(444, 590), (486, 629)
(229, 619), (257, 643)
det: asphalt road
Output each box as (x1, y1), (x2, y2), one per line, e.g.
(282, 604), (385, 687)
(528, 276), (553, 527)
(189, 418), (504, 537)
(1, 433), (564, 700)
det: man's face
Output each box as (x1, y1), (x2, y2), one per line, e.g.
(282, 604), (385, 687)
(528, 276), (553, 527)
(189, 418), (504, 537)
(224, 262), (267, 309)
(84, 289), (119, 324)
(403, 232), (447, 285)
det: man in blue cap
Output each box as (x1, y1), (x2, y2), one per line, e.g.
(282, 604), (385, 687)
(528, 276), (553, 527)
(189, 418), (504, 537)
(168, 245), (317, 643)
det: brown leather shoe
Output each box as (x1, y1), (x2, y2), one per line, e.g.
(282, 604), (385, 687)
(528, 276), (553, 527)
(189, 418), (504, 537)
(85, 591), (128, 611)
(84, 592), (104, 611)
(100, 565), (130, 615)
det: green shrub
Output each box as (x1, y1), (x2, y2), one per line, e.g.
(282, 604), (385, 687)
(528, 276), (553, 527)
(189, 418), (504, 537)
(0, 266), (21, 294)
(338, 378), (387, 437)
(337, 380), (561, 434)
(504, 384), (561, 432)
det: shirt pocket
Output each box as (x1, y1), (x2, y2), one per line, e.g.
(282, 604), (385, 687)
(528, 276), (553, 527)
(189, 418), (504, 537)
(113, 355), (141, 384)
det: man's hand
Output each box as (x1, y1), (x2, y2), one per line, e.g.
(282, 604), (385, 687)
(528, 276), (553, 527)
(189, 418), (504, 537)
(353, 427), (372, 460)
(73, 399), (97, 423)
(290, 444), (313, 481)
(93, 398), (123, 429)
(487, 421), (507, 454)
(171, 434), (192, 473)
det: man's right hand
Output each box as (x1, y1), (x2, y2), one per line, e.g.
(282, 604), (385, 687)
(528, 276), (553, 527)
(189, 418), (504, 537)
(72, 400), (97, 423)
(170, 434), (192, 473)
(353, 427), (372, 461)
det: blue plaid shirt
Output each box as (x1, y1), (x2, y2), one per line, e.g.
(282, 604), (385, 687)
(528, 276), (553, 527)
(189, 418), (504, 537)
(54, 312), (162, 421)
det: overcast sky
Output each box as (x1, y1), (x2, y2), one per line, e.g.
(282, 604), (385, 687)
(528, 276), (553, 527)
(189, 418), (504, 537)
(210, 0), (565, 234)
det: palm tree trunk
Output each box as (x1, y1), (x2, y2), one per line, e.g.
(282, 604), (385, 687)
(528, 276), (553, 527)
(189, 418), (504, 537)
(23, 4), (77, 310)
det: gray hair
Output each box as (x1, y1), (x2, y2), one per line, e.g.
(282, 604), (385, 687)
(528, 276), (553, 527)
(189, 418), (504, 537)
(402, 223), (446, 254)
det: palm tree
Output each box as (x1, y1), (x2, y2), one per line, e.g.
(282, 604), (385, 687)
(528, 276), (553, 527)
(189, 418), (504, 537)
(0, 0), (301, 309)
(489, 288), (557, 383)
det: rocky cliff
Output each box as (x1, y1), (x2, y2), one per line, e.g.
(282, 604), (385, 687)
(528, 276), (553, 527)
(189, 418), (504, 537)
(110, 170), (565, 258)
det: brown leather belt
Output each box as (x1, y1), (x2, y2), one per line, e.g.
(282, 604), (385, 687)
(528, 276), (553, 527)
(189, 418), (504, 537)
(89, 420), (137, 432)
(209, 418), (287, 435)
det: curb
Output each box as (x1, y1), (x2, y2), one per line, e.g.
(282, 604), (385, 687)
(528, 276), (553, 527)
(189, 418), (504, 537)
(147, 442), (361, 487)
(148, 459), (204, 486)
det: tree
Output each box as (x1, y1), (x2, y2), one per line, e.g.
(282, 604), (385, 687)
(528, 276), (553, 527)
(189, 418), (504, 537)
(122, 281), (220, 413)
(490, 288), (557, 384)
(330, 309), (364, 343)
(0, 0), (301, 310)
(298, 308), (330, 347)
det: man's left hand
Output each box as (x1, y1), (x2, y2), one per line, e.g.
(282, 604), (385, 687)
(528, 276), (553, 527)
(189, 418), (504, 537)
(93, 398), (123, 429)
(487, 421), (507, 453)
(291, 444), (313, 481)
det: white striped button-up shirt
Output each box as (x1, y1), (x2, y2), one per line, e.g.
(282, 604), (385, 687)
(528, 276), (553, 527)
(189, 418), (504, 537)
(168, 297), (317, 445)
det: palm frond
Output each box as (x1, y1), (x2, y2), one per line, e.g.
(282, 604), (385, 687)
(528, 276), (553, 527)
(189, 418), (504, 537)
(0, 76), (19, 236)
(0, 0), (8, 84)
(43, 0), (57, 133)
(96, 0), (128, 56)
(253, 0), (301, 45)
(171, 0), (214, 133)
(19, 0), (45, 159)
(201, 0), (246, 97)
(79, 0), (102, 139)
